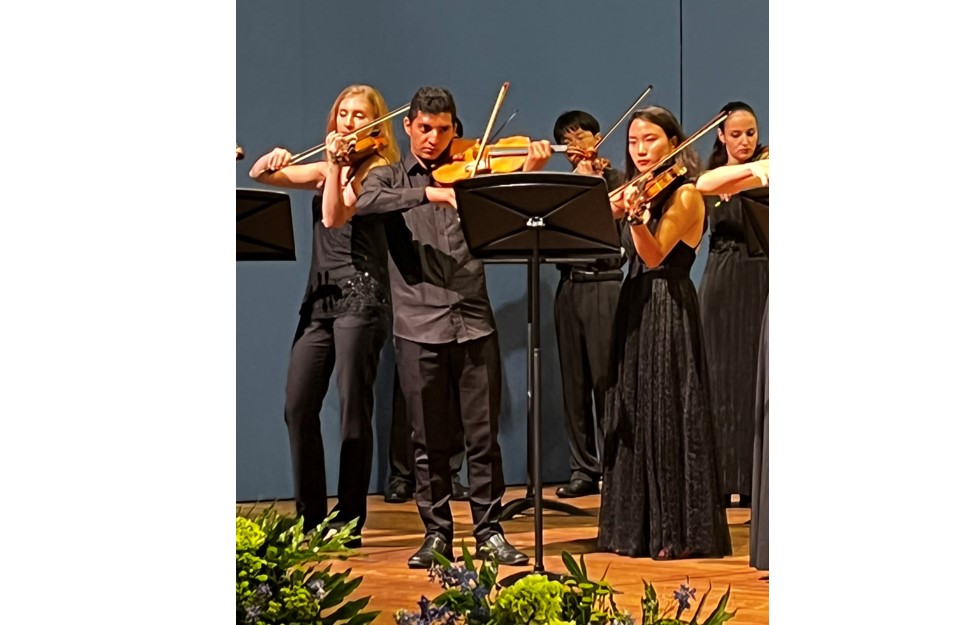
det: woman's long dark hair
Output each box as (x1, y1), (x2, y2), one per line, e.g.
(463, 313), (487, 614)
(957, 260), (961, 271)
(623, 106), (702, 183)
(707, 101), (765, 169)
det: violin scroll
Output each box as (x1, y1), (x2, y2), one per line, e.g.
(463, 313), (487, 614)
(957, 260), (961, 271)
(326, 128), (387, 166)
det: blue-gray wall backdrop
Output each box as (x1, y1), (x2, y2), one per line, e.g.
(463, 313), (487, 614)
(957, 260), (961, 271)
(236, 0), (768, 502)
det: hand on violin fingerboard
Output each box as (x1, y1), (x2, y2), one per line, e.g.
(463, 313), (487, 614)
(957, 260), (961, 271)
(622, 186), (643, 216)
(325, 131), (352, 165)
(523, 140), (553, 172)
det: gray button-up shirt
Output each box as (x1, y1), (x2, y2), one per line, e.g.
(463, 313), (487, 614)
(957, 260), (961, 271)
(355, 150), (497, 345)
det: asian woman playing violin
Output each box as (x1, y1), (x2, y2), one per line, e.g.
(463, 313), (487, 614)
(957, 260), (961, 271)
(597, 106), (731, 560)
(248, 84), (400, 545)
(694, 101), (769, 510)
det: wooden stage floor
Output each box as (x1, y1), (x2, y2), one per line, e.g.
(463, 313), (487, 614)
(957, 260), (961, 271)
(241, 485), (768, 624)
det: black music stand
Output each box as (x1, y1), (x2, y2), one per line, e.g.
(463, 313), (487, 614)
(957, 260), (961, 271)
(454, 172), (621, 581)
(740, 187), (769, 256)
(237, 189), (296, 261)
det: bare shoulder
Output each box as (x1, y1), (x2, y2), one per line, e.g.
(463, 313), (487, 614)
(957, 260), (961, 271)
(674, 183), (704, 206)
(668, 184), (705, 221)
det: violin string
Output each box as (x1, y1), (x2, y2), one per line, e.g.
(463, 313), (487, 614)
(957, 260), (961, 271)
(487, 109), (518, 144)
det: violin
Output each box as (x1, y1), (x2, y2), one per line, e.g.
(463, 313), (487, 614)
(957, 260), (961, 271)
(609, 110), (729, 219)
(563, 132), (612, 175)
(432, 136), (570, 185)
(331, 128), (388, 167)
(262, 103), (409, 173)
(625, 163), (688, 224)
(560, 82), (654, 176)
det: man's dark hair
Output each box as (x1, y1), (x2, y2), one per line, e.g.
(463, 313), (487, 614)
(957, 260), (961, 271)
(553, 110), (600, 144)
(408, 86), (457, 124)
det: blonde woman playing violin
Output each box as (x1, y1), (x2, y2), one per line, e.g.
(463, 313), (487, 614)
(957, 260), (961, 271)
(598, 106), (731, 561)
(248, 85), (400, 546)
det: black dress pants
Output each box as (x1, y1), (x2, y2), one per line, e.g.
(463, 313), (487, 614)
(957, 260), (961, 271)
(553, 277), (621, 484)
(283, 311), (387, 532)
(394, 333), (504, 543)
(388, 371), (466, 490)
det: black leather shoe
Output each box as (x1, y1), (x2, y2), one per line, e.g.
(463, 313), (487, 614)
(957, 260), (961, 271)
(384, 481), (414, 504)
(452, 477), (470, 501)
(555, 479), (599, 498)
(475, 534), (528, 566)
(407, 534), (454, 569)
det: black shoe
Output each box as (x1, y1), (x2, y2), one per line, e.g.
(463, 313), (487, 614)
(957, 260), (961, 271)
(408, 534), (454, 569)
(384, 481), (414, 504)
(555, 479), (599, 498)
(475, 534), (529, 566)
(452, 477), (470, 501)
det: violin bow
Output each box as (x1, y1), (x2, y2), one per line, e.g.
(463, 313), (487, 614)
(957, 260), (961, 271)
(569, 83), (653, 173)
(594, 83), (654, 152)
(469, 82), (510, 179)
(609, 111), (728, 202)
(283, 103), (410, 167)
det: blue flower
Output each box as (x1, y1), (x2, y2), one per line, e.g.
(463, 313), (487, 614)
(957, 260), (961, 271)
(255, 583), (272, 600)
(472, 585), (489, 602)
(673, 581), (697, 612)
(244, 604), (263, 624)
(430, 563), (477, 590)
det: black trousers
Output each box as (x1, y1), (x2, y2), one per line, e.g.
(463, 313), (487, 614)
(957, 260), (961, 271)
(388, 371), (466, 489)
(283, 311), (388, 532)
(395, 333), (504, 543)
(553, 277), (621, 483)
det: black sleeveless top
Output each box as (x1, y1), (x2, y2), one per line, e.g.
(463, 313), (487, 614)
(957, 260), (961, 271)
(299, 194), (391, 319)
(621, 178), (702, 280)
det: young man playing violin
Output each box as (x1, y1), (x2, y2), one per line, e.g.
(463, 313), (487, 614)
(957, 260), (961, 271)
(550, 111), (625, 499)
(347, 86), (553, 568)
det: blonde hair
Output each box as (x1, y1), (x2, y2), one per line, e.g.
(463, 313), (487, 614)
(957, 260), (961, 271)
(326, 84), (400, 165)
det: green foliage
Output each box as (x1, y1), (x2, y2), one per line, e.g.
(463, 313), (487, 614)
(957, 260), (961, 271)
(236, 506), (379, 625)
(640, 579), (736, 625)
(560, 552), (629, 625)
(397, 546), (736, 625)
(491, 574), (572, 625)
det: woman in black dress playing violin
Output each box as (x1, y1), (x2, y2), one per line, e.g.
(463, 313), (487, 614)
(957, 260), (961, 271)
(597, 106), (731, 560)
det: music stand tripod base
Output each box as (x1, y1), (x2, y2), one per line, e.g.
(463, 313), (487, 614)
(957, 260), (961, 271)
(455, 172), (621, 576)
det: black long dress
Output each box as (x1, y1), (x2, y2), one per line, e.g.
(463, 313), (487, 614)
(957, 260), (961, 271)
(598, 185), (732, 560)
(697, 187), (769, 500)
(750, 297), (769, 570)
